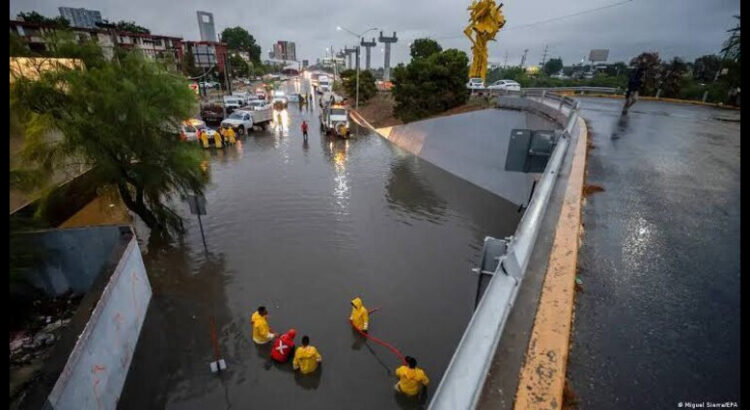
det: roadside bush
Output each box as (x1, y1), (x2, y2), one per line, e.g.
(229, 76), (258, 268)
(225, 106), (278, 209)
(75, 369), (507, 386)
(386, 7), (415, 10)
(339, 69), (377, 104)
(392, 48), (469, 122)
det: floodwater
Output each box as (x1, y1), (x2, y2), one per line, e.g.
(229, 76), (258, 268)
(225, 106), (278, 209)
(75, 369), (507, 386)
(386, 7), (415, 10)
(119, 80), (524, 409)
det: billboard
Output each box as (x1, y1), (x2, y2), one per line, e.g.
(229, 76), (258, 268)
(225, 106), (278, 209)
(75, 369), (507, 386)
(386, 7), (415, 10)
(588, 49), (609, 62)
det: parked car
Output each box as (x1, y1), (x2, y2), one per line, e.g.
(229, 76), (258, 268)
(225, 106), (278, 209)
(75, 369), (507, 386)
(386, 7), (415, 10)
(487, 79), (521, 91)
(466, 77), (485, 90)
(244, 100), (271, 111)
(200, 103), (224, 124)
(272, 90), (288, 109)
(180, 118), (218, 142)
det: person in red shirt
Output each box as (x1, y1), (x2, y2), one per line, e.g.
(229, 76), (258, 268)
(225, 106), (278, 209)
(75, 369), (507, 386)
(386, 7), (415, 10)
(270, 328), (297, 363)
(301, 120), (309, 141)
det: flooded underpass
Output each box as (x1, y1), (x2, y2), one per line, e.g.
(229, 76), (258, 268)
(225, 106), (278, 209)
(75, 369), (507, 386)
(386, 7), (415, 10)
(119, 80), (531, 409)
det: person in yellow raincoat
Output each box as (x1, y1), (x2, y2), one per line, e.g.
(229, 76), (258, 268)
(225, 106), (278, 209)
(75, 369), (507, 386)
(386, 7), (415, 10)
(250, 306), (276, 344)
(349, 297), (369, 332)
(199, 128), (210, 148)
(221, 126), (236, 145)
(213, 129), (223, 148)
(292, 335), (322, 374)
(395, 356), (430, 396)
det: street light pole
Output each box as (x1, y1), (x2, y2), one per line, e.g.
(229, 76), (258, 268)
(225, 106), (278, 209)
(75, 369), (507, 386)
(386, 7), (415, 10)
(355, 45), (360, 111)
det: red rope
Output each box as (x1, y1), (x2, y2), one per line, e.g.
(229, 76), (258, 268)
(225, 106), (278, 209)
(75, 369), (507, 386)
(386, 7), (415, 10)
(350, 308), (407, 365)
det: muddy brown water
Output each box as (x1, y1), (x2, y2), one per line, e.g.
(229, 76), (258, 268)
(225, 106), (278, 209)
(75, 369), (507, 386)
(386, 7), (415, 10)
(119, 80), (526, 410)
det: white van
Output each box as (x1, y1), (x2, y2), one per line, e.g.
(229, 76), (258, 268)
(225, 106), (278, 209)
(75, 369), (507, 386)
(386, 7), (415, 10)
(223, 96), (244, 114)
(318, 76), (331, 93)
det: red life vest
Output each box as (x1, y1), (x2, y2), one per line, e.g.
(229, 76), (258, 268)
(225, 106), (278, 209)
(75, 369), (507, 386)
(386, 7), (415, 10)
(270, 329), (296, 362)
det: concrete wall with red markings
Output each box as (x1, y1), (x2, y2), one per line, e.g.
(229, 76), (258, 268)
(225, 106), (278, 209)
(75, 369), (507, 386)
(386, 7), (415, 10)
(47, 236), (151, 410)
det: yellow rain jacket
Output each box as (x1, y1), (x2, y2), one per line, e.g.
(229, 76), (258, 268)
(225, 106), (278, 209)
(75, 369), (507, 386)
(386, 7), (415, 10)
(213, 131), (223, 148)
(395, 365), (430, 396)
(349, 297), (369, 331)
(200, 131), (210, 148)
(223, 127), (236, 144)
(292, 345), (322, 374)
(250, 311), (274, 344)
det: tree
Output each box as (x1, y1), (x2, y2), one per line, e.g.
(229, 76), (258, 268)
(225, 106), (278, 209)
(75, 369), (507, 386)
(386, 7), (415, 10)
(339, 69), (377, 103)
(657, 57), (688, 97)
(543, 57), (563, 76)
(10, 39), (206, 234)
(410, 38), (442, 59)
(99, 19), (150, 34)
(18, 11), (70, 28)
(629, 52), (661, 95)
(229, 54), (250, 78)
(692, 55), (721, 83)
(392, 47), (469, 122)
(721, 15), (740, 62)
(180, 48), (202, 77)
(603, 62), (627, 77)
(220, 27), (262, 63)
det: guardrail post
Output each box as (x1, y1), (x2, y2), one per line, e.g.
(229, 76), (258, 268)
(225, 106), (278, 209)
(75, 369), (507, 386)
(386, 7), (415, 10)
(541, 90), (546, 102)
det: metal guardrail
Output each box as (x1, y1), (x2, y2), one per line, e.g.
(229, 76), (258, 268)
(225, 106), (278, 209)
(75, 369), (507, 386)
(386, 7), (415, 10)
(522, 86), (618, 94)
(428, 94), (580, 410)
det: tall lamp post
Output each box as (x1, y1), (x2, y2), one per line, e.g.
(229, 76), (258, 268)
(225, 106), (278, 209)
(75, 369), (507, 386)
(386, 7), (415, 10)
(336, 26), (378, 111)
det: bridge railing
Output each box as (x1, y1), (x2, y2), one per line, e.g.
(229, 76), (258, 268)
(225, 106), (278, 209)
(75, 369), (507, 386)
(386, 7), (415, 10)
(428, 93), (580, 410)
(478, 86), (618, 100)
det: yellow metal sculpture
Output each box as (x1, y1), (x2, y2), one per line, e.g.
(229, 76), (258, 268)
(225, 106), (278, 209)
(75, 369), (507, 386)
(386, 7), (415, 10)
(464, 0), (506, 82)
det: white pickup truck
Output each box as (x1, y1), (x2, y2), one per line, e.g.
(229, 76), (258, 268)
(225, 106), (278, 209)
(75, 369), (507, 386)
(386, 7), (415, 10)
(220, 106), (273, 134)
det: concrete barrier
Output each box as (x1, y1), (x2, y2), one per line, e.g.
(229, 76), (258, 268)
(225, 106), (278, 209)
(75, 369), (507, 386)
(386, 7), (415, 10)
(46, 233), (151, 410)
(13, 226), (151, 410)
(428, 97), (580, 410)
(374, 109), (558, 205)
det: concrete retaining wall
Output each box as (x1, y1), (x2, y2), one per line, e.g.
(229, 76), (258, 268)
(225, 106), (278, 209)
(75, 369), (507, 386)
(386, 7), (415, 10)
(16, 226), (124, 296)
(45, 235), (151, 410)
(375, 109), (558, 205)
(13, 226), (151, 410)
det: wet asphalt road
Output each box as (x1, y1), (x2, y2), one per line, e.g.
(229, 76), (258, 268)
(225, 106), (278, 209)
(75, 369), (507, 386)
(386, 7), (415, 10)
(568, 98), (740, 408)
(118, 80), (526, 409)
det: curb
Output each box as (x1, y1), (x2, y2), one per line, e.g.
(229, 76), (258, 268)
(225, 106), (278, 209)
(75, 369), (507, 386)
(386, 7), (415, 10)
(574, 93), (740, 110)
(513, 113), (588, 410)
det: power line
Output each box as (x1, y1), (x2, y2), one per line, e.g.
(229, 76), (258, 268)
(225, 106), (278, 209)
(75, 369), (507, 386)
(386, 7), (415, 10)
(427, 0), (634, 41)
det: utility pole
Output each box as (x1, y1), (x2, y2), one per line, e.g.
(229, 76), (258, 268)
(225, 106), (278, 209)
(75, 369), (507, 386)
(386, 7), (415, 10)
(519, 49), (529, 68)
(223, 52), (232, 95)
(503, 51), (508, 68)
(539, 45), (549, 68)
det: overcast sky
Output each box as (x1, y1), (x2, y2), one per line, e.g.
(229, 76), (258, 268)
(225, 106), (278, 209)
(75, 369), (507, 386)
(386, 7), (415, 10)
(10, 0), (740, 67)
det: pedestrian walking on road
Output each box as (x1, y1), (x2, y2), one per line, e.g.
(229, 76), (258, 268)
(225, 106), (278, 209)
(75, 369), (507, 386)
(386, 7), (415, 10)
(301, 120), (309, 141)
(251, 306), (276, 345)
(622, 67), (644, 115)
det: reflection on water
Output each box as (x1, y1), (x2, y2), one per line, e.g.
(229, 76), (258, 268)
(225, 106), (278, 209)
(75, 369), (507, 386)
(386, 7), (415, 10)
(326, 137), (350, 219)
(273, 108), (290, 135)
(386, 157), (447, 225)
